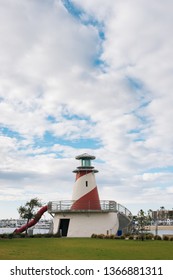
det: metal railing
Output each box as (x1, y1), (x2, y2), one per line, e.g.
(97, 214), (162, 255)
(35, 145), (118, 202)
(117, 203), (132, 219)
(47, 200), (132, 220)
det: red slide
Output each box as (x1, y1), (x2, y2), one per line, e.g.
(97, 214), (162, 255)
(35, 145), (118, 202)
(13, 205), (48, 234)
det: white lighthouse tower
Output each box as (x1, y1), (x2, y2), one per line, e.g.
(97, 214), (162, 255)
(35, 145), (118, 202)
(48, 153), (132, 237)
(71, 153), (101, 210)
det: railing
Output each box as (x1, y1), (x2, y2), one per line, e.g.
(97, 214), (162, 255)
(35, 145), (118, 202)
(117, 203), (132, 219)
(48, 200), (132, 220)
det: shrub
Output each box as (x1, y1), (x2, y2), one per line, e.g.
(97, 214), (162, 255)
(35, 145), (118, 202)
(146, 233), (154, 240)
(114, 236), (121, 239)
(8, 233), (14, 239)
(34, 233), (43, 238)
(154, 235), (162, 240)
(104, 235), (110, 239)
(163, 235), (169, 241)
(98, 234), (105, 239)
(91, 233), (97, 238)
(45, 233), (54, 238)
(123, 233), (130, 238)
(135, 235), (140, 240)
(0, 233), (8, 239)
(120, 235), (125, 239)
(128, 235), (134, 240)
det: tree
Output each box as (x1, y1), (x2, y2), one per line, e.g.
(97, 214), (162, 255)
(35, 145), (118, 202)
(18, 198), (42, 235)
(147, 209), (153, 224)
(132, 209), (151, 240)
(159, 206), (166, 221)
(137, 209), (147, 240)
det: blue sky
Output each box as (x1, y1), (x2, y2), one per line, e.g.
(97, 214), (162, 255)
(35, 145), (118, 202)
(0, 0), (173, 219)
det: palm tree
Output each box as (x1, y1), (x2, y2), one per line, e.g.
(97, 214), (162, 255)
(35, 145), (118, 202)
(147, 209), (153, 225)
(159, 206), (166, 221)
(18, 198), (42, 235)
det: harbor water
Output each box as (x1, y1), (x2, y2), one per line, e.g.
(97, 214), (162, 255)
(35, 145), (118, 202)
(1, 227), (173, 237)
(0, 228), (50, 235)
(149, 229), (173, 237)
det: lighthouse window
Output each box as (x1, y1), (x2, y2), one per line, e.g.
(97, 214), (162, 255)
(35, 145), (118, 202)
(82, 159), (91, 167)
(85, 181), (88, 187)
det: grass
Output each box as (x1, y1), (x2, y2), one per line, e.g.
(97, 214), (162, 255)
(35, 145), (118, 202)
(0, 238), (173, 260)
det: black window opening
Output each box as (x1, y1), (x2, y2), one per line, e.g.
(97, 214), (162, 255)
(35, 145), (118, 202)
(86, 181), (88, 187)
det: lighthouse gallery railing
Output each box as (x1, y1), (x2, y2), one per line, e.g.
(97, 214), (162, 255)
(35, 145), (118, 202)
(48, 200), (132, 219)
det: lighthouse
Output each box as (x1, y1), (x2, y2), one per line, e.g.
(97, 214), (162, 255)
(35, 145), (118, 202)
(48, 153), (132, 237)
(71, 153), (101, 210)
(14, 153), (132, 237)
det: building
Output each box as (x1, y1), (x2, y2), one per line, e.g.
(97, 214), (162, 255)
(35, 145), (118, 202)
(48, 153), (132, 237)
(152, 209), (173, 224)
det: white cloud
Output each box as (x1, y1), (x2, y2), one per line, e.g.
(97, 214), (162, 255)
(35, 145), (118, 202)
(0, 0), (173, 218)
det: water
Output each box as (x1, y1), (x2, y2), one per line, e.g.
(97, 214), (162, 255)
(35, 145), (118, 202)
(1, 228), (173, 237)
(0, 228), (50, 234)
(149, 229), (173, 237)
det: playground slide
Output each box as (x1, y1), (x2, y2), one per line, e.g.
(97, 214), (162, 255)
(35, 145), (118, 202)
(13, 205), (48, 234)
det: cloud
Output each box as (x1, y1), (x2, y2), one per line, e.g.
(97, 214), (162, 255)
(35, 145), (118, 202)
(0, 0), (173, 218)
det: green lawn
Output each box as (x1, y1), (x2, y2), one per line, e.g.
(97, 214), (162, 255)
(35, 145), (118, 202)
(0, 238), (173, 260)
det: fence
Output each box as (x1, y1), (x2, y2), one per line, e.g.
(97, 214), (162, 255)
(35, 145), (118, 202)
(48, 200), (132, 220)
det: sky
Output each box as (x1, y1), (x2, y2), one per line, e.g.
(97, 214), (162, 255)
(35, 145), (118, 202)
(0, 0), (173, 219)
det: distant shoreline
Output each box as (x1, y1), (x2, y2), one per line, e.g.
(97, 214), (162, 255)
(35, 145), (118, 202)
(146, 225), (173, 230)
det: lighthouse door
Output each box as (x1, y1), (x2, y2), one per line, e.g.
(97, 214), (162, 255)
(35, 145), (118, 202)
(59, 219), (70, 237)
